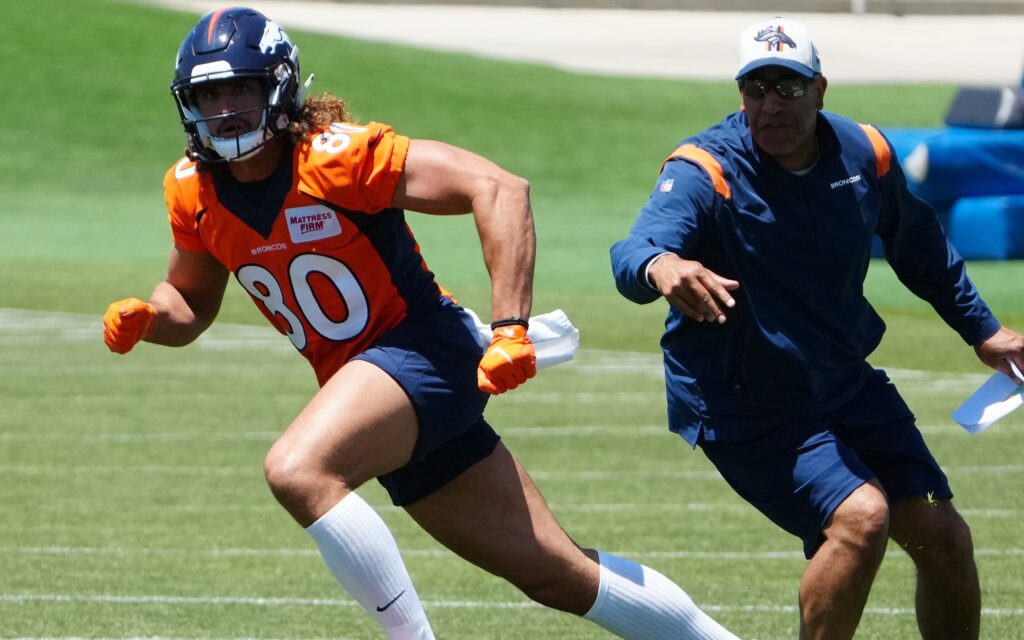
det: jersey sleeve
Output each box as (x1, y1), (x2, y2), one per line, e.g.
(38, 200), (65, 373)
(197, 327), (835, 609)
(163, 158), (208, 253)
(298, 122), (410, 213)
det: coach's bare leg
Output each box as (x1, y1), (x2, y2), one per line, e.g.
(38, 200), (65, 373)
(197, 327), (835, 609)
(889, 496), (980, 640)
(798, 481), (889, 640)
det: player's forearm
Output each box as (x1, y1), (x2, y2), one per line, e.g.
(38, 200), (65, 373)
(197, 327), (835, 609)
(486, 235), (534, 321)
(488, 250), (534, 322)
(475, 179), (535, 321)
(144, 280), (218, 347)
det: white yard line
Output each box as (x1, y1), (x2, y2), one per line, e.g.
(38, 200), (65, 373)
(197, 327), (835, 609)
(3, 637), (345, 640)
(0, 423), (1012, 440)
(2, 591), (1022, 617)
(2, 462), (1020, 480)
(0, 307), (997, 385)
(3, 545), (1022, 561)
(0, 426), (673, 442)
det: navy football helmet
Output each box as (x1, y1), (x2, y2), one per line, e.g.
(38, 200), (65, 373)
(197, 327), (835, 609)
(171, 7), (312, 162)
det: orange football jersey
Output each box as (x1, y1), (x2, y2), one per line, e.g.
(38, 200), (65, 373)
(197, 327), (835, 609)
(164, 122), (444, 385)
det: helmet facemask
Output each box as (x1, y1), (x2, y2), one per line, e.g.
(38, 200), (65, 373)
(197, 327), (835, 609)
(174, 68), (292, 163)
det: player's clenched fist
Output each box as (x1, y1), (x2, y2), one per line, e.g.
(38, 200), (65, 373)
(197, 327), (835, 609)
(477, 325), (537, 394)
(103, 298), (157, 354)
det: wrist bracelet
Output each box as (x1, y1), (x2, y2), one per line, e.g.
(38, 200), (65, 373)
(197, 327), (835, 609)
(490, 316), (529, 330)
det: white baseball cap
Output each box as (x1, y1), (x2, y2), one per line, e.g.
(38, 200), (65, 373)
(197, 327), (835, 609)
(736, 17), (821, 80)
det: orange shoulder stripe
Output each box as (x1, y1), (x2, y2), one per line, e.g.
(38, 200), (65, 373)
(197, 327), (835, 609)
(858, 124), (891, 178)
(663, 144), (731, 199)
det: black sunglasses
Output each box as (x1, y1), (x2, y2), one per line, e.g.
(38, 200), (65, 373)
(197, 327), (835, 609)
(738, 76), (813, 100)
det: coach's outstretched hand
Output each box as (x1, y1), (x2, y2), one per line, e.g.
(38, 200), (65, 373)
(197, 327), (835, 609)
(477, 325), (537, 394)
(103, 298), (156, 354)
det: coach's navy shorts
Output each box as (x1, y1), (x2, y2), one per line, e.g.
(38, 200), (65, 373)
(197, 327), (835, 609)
(354, 302), (500, 507)
(698, 369), (951, 558)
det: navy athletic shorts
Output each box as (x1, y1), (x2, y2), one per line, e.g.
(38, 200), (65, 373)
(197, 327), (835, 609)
(354, 303), (500, 506)
(698, 369), (952, 558)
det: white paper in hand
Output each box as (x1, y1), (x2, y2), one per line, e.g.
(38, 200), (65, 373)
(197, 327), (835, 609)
(465, 308), (580, 369)
(951, 361), (1024, 435)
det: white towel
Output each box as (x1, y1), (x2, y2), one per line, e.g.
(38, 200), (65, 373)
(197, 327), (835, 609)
(464, 308), (580, 369)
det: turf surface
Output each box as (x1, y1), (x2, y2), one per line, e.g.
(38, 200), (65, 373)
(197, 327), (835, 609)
(1, 1), (1021, 638)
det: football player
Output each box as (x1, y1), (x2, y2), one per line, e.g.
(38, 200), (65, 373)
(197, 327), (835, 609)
(104, 7), (740, 640)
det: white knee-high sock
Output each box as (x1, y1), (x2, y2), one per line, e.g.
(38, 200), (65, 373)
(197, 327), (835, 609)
(305, 492), (434, 640)
(583, 550), (739, 640)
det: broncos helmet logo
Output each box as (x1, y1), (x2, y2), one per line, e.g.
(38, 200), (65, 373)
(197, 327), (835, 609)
(754, 26), (798, 51)
(258, 21), (291, 55)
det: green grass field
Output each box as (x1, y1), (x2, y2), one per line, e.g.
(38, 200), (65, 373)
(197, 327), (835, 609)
(1, 1), (1022, 638)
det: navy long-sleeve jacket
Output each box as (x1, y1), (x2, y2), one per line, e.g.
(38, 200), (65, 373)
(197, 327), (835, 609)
(611, 110), (1000, 446)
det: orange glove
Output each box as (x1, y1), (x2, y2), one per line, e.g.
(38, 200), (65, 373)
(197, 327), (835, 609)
(477, 324), (537, 394)
(103, 298), (156, 354)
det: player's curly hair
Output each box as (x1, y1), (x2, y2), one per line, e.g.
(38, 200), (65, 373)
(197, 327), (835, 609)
(187, 93), (353, 169)
(287, 92), (353, 142)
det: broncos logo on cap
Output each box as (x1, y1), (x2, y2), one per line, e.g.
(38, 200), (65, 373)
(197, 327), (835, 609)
(754, 26), (797, 51)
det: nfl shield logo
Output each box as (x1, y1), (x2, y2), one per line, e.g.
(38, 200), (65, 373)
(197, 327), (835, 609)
(659, 178), (675, 193)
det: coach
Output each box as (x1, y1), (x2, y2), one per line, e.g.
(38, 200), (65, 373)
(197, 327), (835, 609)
(611, 16), (1024, 640)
